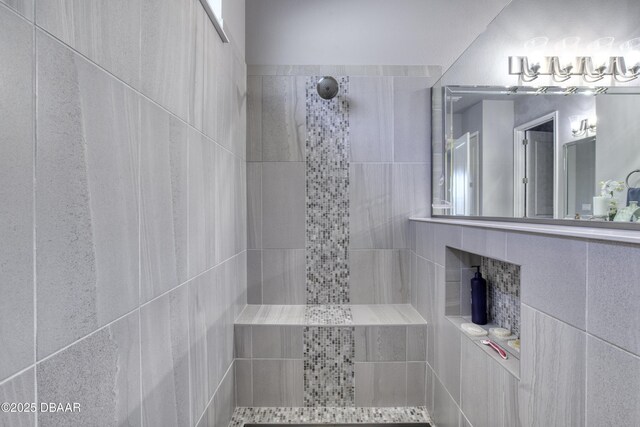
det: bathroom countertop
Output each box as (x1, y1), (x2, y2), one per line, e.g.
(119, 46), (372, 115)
(410, 217), (640, 245)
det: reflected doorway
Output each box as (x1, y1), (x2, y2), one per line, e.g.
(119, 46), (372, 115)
(513, 112), (559, 219)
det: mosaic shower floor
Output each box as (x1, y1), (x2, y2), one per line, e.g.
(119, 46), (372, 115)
(229, 407), (432, 427)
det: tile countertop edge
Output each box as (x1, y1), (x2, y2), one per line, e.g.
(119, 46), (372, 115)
(410, 217), (640, 245)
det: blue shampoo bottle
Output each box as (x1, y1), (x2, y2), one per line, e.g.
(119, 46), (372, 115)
(471, 265), (487, 325)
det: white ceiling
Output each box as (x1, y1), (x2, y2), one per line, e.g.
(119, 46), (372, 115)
(245, 0), (512, 67)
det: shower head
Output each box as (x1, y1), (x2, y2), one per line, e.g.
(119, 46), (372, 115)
(317, 76), (339, 100)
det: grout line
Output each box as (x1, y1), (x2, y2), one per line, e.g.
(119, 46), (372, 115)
(584, 241), (589, 425)
(32, 12), (39, 426)
(194, 361), (235, 427)
(33, 25), (244, 163)
(137, 41), (144, 427)
(30, 252), (243, 369)
(0, 364), (36, 389)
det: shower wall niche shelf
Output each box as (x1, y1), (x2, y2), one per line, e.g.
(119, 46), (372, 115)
(444, 248), (522, 378)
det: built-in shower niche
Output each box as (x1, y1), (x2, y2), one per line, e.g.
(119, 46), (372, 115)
(444, 248), (521, 377)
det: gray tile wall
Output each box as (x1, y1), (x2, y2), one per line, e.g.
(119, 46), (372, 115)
(411, 220), (640, 426)
(247, 70), (438, 304)
(234, 323), (427, 408)
(0, 1), (247, 426)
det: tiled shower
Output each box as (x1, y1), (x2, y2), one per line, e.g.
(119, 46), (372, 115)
(2, 0), (640, 426)
(241, 66), (437, 410)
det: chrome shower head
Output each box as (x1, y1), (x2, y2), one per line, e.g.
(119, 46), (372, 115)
(317, 76), (339, 100)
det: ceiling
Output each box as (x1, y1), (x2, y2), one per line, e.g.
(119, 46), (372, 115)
(245, 0), (512, 67)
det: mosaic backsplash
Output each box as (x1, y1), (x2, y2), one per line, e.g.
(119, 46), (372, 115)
(304, 326), (355, 407)
(305, 76), (350, 305)
(481, 257), (521, 337)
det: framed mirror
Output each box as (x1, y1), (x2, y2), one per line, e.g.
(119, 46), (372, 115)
(200, 0), (229, 43)
(432, 86), (640, 227)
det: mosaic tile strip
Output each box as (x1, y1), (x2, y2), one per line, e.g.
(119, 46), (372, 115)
(230, 406), (433, 426)
(305, 305), (353, 326)
(304, 326), (355, 407)
(305, 76), (350, 305)
(481, 257), (521, 337)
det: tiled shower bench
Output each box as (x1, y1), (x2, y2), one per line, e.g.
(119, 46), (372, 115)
(233, 304), (430, 411)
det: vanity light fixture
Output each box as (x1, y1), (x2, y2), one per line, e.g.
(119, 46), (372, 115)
(569, 115), (597, 137)
(509, 37), (640, 82)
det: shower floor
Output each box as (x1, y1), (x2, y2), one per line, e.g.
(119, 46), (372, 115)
(230, 407), (432, 427)
(245, 424), (430, 427)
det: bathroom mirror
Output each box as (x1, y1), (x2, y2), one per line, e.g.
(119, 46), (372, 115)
(432, 85), (640, 226)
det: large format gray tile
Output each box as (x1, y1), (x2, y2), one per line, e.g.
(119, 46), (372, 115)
(189, 255), (240, 422)
(247, 163), (262, 249)
(201, 0), (221, 141)
(407, 325), (427, 361)
(213, 363), (235, 427)
(425, 365), (435, 415)
(433, 223), (462, 267)
(187, 127), (215, 277)
(0, 368), (35, 427)
(415, 258), (436, 357)
(503, 370), (520, 427)
(1, 0), (33, 20)
(36, 32), (139, 359)
(393, 77), (431, 162)
(189, 3), (205, 132)
(235, 359), (253, 407)
(213, 146), (242, 263)
(214, 43), (234, 153)
(37, 312), (141, 427)
(230, 48), (247, 160)
(354, 362), (406, 407)
(247, 250), (262, 304)
(141, 0), (197, 121)
(393, 164), (430, 249)
(36, 0), (140, 88)
(406, 362), (427, 406)
(247, 76), (263, 161)
(262, 249), (306, 304)
(350, 77), (393, 162)
(415, 221), (435, 262)
(506, 233), (587, 329)
(350, 164), (393, 249)
(262, 162), (305, 249)
(587, 241), (640, 356)
(234, 325), (252, 359)
(349, 304), (425, 326)
(461, 227), (507, 260)
(140, 98), (188, 302)
(252, 325), (303, 359)
(460, 337), (503, 427)
(140, 286), (190, 427)
(355, 326), (407, 362)
(519, 305), (585, 427)
(188, 268), (218, 421)
(433, 375), (460, 427)
(261, 76), (306, 161)
(0, 6), (33, 381)
(252, 359), (303, 407)
(586, 336), (640, 427)
(349, 250), (410, 304)
(434, 317), (461, 404)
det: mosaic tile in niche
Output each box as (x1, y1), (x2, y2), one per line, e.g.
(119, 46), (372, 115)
(481, 257), (521, 337)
